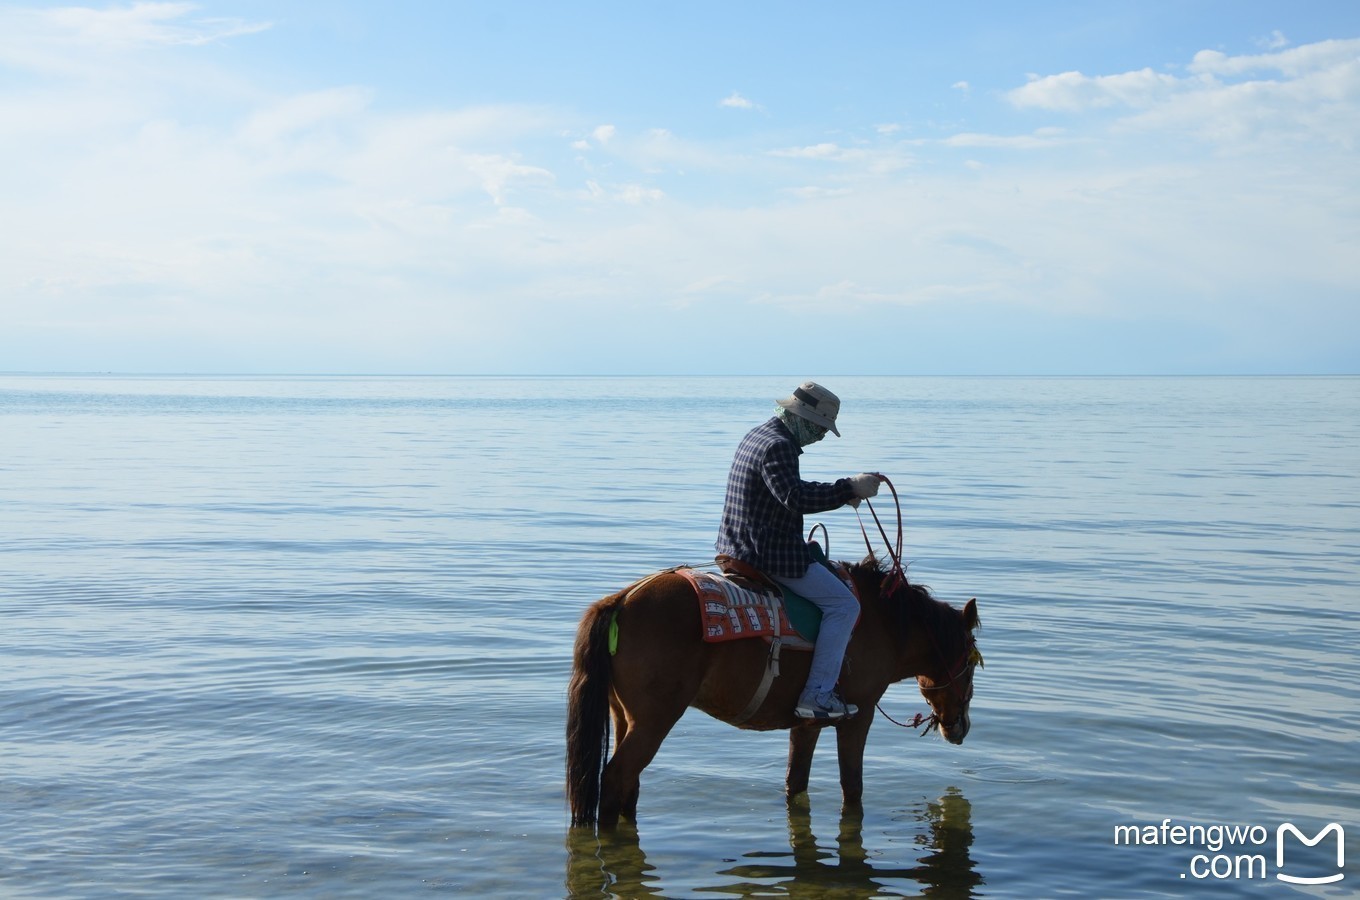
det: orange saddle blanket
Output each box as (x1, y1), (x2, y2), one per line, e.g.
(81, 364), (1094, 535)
(678, 568), (817, 649)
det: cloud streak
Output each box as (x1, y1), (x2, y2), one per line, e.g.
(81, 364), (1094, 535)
(0, 2), (270, 77)
(1006, 38), (1360, 149)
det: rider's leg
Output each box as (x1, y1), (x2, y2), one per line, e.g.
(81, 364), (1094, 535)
(773, 563), (858, 717)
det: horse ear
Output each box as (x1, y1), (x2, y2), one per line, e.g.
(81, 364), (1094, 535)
(963, 598), (979, 631)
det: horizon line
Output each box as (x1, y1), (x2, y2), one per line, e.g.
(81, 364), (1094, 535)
(2, 371), (1356, 379)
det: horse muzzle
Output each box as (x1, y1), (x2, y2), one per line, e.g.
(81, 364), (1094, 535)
(940, 710), (970, 745)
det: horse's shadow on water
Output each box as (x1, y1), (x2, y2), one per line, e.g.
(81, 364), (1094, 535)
(565, 787), (982, 899)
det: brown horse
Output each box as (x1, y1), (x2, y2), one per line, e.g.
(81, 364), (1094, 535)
(566, 557), (981, 829)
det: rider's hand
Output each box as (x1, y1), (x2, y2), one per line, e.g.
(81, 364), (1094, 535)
(848, 472), (882, 500)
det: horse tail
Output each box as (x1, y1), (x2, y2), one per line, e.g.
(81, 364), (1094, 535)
(566, 590), (624, 828)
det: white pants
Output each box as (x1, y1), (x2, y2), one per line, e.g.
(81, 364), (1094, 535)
(772, 563), (858, 697)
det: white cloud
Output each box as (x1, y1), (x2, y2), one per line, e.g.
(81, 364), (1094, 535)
(757, 279), (912, 311)
(0, 38), (568, 353)
(681, 274), (741, 294)
(598, 126), (737, 172)
(1002, 38), (1360, 152)
(1008, 38), (1360, 111)
(783, 185), (854, 200)
(719, 91), (756, 110)
(592, 124), (616, 144)
(770, 142), (845, 159)
(1189, 37), (1360, 78)
(943, 131), (1063, 149)
(465, 153), (555, 205)
(1007, 67), (1184, 111)
(3, 1), (268, 48)
(0, 2), (270, 78)
(1134, 55), (1360, 148)
(615, 183), (665, 204)
(576, 178), (666, 205)
(240, 88), (373, 146)
(1258, 30), (1290, 51)
(767, 141), (913, 177)
(42, 2), (269, 47)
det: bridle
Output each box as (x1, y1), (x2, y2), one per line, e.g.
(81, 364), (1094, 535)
(855, 475), (981, 736)
(909, 638), (980, 734)
(876, 585), (981, 736)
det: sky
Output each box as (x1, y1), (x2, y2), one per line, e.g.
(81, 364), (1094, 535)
(1, 1), (1357, 375)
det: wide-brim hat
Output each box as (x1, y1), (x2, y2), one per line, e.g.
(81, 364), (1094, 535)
(777, 381), (841, 436)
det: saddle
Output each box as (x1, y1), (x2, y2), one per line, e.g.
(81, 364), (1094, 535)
(676, 545), (859, 724)
(683, 545), (859, 650)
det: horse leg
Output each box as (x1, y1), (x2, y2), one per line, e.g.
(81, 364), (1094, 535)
(785, 725), (821, 799)
(608, 702), (642, 822)
(834, 712), (873, 808)
(598, 703), (686, 829)
(593, 572), (705, 827)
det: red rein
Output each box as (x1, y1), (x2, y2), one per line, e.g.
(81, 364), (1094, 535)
(857, 476), (973, 736)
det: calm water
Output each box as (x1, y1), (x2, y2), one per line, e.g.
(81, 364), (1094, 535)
(1, 375), (1357, 898)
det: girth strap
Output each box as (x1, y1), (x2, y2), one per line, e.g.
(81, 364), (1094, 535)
(733, 592), (783, 724)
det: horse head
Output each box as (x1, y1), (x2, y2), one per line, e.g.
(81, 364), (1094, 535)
(913, 596), (981, 744)
(864, 562), (981, 745)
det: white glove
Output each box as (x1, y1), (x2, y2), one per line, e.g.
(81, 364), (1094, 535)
(848, 473), (882, 500)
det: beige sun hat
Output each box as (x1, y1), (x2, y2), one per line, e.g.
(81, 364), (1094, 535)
(776, 381), (841, 436)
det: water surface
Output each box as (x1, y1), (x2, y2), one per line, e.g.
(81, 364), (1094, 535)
(2, 375), (1356, 897)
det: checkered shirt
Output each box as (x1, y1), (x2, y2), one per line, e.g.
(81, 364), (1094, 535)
(715, 417), (855, 578)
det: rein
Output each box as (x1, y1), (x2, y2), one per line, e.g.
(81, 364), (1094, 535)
(856, 474), (905, 585)
(875, 705), (943, 735)
(855, 475), (978, 736)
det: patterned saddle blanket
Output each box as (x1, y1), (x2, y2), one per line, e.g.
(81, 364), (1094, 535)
(679, 566), (858, 650)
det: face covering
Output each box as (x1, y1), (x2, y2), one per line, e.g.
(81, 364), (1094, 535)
(776, 406), (827, 447)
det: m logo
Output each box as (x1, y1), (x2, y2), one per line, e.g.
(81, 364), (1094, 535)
(1276, 823), (1345, 885)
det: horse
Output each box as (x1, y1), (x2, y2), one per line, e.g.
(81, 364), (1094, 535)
(566, 555), (981, 829)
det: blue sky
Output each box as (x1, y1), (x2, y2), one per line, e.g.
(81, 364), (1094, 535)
(1, 1), (1357, 374)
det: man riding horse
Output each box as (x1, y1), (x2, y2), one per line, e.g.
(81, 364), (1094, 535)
(716, 381), (883, 721)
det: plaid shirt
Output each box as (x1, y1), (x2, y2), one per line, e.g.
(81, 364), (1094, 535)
(715, 417), (855, 578)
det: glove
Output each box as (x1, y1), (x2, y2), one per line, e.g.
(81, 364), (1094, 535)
(848, 473), (882, 501)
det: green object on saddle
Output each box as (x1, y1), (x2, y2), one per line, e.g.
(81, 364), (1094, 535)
(779, 541), (836, 642)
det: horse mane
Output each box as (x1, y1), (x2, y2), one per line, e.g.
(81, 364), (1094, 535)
(845, 554), (976, 646)
(845, 553), (934, 604)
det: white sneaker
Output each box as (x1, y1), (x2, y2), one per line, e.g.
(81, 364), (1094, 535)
(795, 690), (858, 721)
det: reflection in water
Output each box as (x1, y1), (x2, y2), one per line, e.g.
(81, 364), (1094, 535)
(908, 787), (983, 897)
(564, 788), (981, 899)
(717, 788), (981, 898)
(565, 822), (663, 899)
